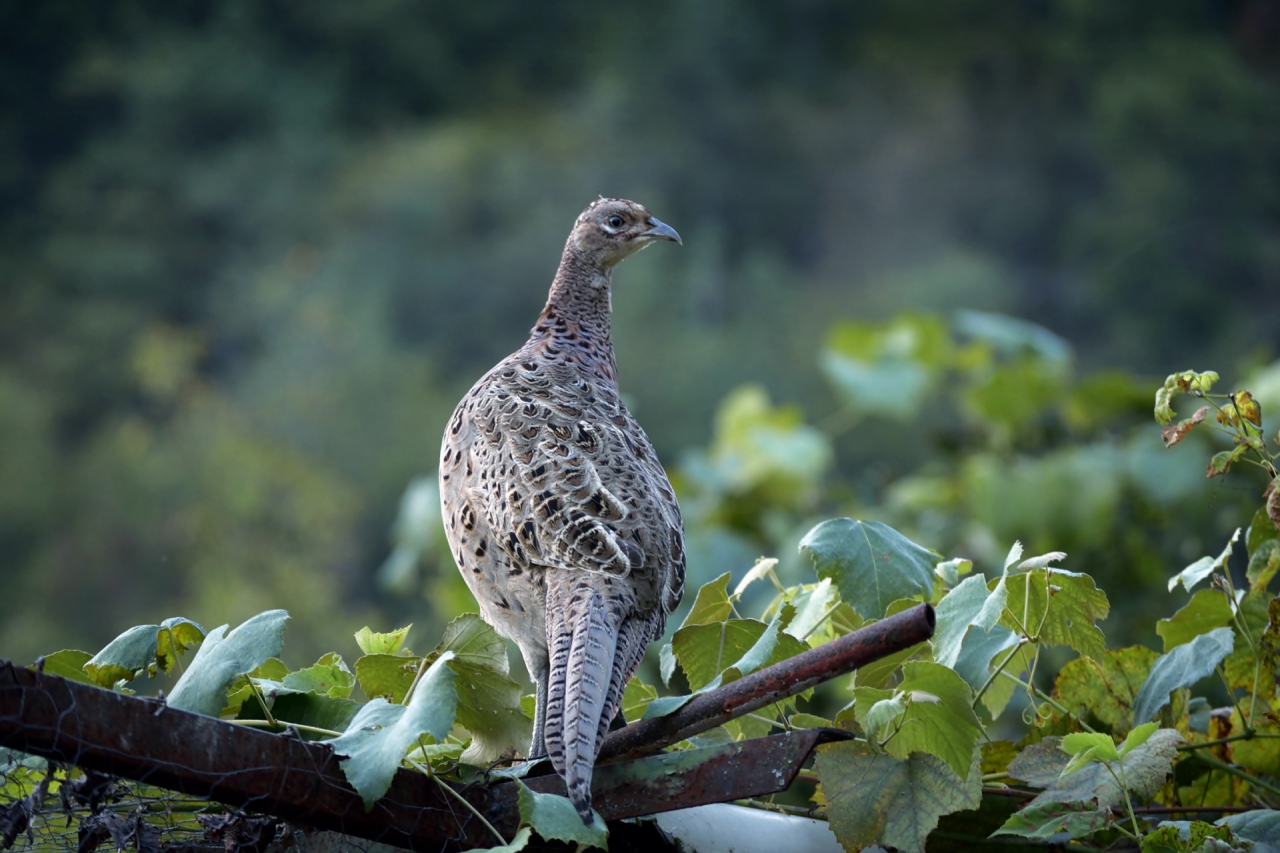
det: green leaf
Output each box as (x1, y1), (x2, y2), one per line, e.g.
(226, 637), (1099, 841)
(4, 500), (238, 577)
(1169, 529), (1240, 593)
(1157, 589), (1234, 652)
(799, 518), (936, 620)
(995, 800), (1110, 839)
(83, 617), (206, 688)
(621, 676), (657, 722)
(932, 575), (993, 668)
(934, 558), (973, 588)
(283, 653), (356, 699)
(817, 741), (980, 853)
(1218, 810), (1280, 849)
(1247, 539), (1280, 593)
(355, 654), (419, 703)
(679, 573), (733, 629)
(1051, 646), (1159, 736)
(515, 780), (607, 848)
(659, 642), (677, 686)
(1206, 446), (1248, 478)
(1132, 627), (1234, 726)
(1060, 732), (1119, 765)
(327, 652), (459, 809)
(155, 618), (206, 674)
(35, 650), (95, 685)
(952, 625), (1022, 717)
(1007, 739), (1070, 787)
(84, 625), (162, 687)
(1120, 721), (1159, 757)
(879, 661), (982, 781)
(645, 606), (805, 719)
(783, 578), (839, 644)
(1247, 504), (1279, 559)
(734, 558), (778, 597)
(262, 693), (360, 737)
(999, 568), (1110, 661)
(436, 614), (532, 765)
(672, 619), (770, 691)
(167, 610), (289, 717)
(1221, 589), (1273, 692)
(354, 624), (411, 656)
(1022, 729), (1183, 809)
(861, 694), (907, 741)
(224, 658), (290, 716)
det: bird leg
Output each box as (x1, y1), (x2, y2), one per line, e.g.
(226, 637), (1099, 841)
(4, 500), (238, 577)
(529, 672), (549, 759)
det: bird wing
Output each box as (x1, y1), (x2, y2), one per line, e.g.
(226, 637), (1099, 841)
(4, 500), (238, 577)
(467, 361), (683, 591)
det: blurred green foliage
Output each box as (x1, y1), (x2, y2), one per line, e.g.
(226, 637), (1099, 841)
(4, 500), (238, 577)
(2, 0), (1280, 673)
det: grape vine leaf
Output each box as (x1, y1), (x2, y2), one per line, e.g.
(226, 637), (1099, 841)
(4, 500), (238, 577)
(799, 518), (937, 620)
(993, 800), (1110, 840)
(999, 569), (1109, 661)
(1008, 729), (1182, 812)
(932, 575), (993, 668)
(855, 661), (982, 780)
(1219, 810), (1280, 849)
(356, 654), (419, 703)
(680, 572), (733, 628)
(1168, 529), (1240, 593)
(35, 650), (95, 685)
(167, 610), (288, 717)
(435, 614), (532, 765)
(1132, 627), (1234, 726)
(645, 604), (803, 717)
(816, 741), (980, 853)
(515, 779), (607, 848)
(1221, 590), (1274, 693)
(784, 578), (839, 644)
(327, 651), (459, 809)
(354, 624), (412, 656)
(1157, 589), (1233, 652)
(1052, 646), (1158, 736)
(621, 676), (658, 721)
(1248, 504), (1280, 557)
(1248, 539), (1280, 593)
(83, 617), (205, 688)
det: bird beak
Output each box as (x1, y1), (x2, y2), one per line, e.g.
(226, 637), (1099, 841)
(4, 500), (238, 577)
(642, 218), (682, 245)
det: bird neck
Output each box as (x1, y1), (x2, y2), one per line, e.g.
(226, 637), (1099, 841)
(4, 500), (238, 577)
(532, 246), (616, 352)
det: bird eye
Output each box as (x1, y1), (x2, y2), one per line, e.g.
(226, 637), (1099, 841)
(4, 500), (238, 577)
(607, 215), (624, 229)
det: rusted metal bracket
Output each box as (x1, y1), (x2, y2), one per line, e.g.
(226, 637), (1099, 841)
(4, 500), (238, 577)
(0, 603), (933, 852)
(601, 601), (935, 763)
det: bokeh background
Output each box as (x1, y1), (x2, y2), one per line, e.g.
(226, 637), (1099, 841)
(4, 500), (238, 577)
(4, 0), (1280, 682)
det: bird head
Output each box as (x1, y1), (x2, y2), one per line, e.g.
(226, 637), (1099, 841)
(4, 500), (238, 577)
(570, 198), (682, 269)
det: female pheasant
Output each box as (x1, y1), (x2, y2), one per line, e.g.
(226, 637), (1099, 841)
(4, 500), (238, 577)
(439, 198), (686, 823)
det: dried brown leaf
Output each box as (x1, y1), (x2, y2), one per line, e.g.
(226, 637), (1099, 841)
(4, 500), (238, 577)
(1162, 406), (1210, 447)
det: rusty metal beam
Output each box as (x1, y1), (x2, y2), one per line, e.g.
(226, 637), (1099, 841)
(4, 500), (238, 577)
(0, 603), (932, 850)
(600, 602), (935, 763)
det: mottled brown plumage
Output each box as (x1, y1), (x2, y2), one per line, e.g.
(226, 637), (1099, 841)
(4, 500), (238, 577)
(439, 199), (685, 822)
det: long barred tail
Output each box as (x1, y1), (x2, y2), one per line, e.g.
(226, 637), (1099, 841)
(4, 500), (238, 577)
(545, 591), (619, 824)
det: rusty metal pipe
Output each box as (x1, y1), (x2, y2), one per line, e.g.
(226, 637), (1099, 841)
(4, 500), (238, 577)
(599, 602), (935, 763)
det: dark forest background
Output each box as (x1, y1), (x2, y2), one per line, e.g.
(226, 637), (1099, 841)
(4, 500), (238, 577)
(4, 0), (1280, 679)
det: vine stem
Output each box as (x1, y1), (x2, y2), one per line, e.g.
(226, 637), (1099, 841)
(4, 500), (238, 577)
(408, 755), (508, 847)
(401, 654), (433, 706)
(997, 673), (1098, 734)
(1108, 760), (1143, 839)
(972, 640), (1030, 710)
(232, 719), (343, 739)
(245, 680), (280, 728)
(1193, 754), (1280, 802)
(1176, 731), (1280, 751)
